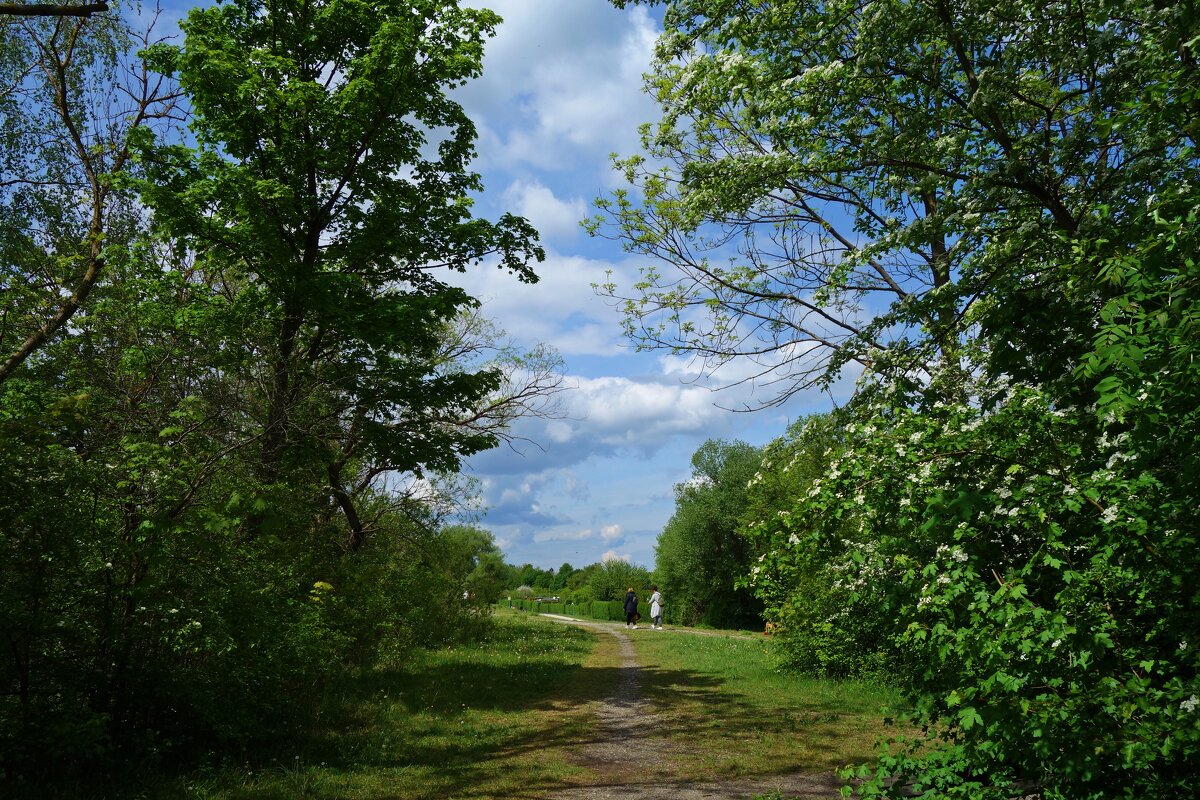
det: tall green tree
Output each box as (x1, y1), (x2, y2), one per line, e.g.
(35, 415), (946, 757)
(655, 438), (763, 628)
(1, 0), (552, 790)
(135, 0), (543, 540)
(587, 557), (652, 603)
(611, 0), (1199, 796)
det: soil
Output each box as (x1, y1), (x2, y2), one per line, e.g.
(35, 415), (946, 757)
(539, 615), (845, 800)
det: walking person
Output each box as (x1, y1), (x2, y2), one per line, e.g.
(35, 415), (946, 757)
(624, 586), (639, 629)
(649, 585), (664, 630)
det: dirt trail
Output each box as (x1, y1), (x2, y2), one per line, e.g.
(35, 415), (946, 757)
(541, 615), (844, 800)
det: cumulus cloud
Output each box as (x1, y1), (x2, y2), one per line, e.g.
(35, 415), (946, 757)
(458, 0), (660, 172)
(502, 179), (588, 242)
(469, 373), (735, 477)
(484, 497), (571, 527)
(453, 250), (629, 356)
(437, 2), (845, 573)
(561, 375), (731, 447)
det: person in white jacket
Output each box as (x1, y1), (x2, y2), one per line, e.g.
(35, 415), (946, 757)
(649, 585), (664, 630)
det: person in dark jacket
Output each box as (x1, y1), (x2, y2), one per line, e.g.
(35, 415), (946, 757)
(623, 587), (639, 629)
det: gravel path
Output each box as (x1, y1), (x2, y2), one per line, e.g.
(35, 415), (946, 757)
(540, 615), (844, 800)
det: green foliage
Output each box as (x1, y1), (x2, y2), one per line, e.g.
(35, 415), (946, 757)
(133, 0), (543, 503)
(588, 557), (652, 602)
(502, 557), (654, 604)
(0, 1), (547, 794)
(0, 7), (170, 380)
(502, 597), (630, 623)
(655, 439), (764, 628)
(741, 416), (893, 677)
(615, 0), (1200, 796)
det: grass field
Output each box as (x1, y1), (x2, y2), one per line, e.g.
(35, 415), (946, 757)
(629, 627), (906, 780)
(128, 610), (902, 798)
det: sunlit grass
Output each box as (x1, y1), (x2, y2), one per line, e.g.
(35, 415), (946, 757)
(631, 630), (908, 779)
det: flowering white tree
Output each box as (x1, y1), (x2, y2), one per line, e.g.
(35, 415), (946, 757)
(610, 0), (1200, 796)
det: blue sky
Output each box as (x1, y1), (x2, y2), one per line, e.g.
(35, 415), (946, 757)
(446, 0), (840, 570)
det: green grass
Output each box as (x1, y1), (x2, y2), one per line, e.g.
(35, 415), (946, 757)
(120, 611), (905, 798)
(139, 613), (604, 800)
(630, 629), (908, 779)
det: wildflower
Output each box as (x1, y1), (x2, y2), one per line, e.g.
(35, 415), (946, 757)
(1181, 695), (1198, 713)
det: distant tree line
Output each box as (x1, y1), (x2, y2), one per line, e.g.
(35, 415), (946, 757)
(487, 557), (653, 606)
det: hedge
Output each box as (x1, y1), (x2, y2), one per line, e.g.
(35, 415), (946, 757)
(499, 598), (628, 622)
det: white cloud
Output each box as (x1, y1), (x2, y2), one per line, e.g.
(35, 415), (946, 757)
(458, 0), (660, 172)
(455, 250), (629, 356)
(502, 179), (587, 242)
(468, 372), (735, 478)
(561, 375), (729, 447)
(600, 524), (623, 542)
(601, 549), (631, 563)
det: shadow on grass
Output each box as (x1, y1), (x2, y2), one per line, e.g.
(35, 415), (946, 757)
(643, 662), (888, 762)
(305, 663), (722, 765)
(221, 619), (879, 800)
